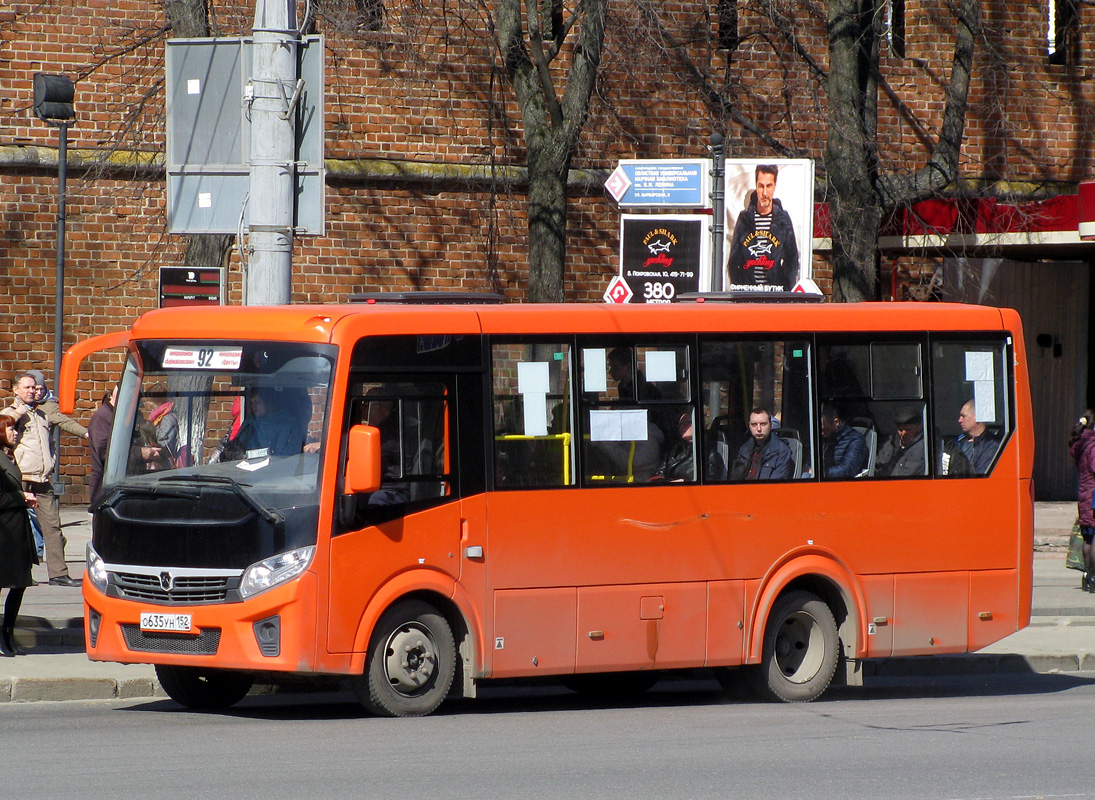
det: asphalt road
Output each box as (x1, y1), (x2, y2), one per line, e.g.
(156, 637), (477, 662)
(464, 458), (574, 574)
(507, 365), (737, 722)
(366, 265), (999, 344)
(6, 672), (1095, 800)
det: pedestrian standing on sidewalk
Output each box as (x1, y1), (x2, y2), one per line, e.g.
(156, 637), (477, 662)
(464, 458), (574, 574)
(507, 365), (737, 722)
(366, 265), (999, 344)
(1, 371), (85, 587)
(87, 383), (117, 504)
(1069, 409), (1095, 591)
(0, 415), (39, 656)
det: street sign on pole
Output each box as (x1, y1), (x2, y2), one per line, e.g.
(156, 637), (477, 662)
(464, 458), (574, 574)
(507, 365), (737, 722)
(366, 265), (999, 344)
(605, 160), (711, 209)
(165, 34), (325, 236)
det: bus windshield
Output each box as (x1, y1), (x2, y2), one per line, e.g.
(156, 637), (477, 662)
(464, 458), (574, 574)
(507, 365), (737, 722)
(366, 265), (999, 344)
(95, 340), (335, 566)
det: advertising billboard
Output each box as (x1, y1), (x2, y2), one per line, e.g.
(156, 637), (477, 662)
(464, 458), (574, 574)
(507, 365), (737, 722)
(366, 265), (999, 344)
(723, 159), (815, 292)
(616, 215), (710, 303)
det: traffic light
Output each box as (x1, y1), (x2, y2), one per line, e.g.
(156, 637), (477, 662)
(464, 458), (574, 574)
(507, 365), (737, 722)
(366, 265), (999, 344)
(33, 73), (75, 123)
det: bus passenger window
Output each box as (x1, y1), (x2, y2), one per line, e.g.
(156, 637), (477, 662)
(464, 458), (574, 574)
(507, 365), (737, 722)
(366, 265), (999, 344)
(491, 342), (574, 488)
(580, 342), (691, 485)
(817, 340), (924, 480)
(931, 339), (1009, 477)
(701, 339), (812, 482)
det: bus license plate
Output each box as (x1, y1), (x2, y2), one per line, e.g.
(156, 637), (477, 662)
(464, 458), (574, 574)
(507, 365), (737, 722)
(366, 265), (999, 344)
(140, 612), (192, 633)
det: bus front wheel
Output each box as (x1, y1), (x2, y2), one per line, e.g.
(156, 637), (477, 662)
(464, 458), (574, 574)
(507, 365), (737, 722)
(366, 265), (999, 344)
(155, 664), (254, 710)
(355, 600), (456, 717)
(748, 590), (838, 703)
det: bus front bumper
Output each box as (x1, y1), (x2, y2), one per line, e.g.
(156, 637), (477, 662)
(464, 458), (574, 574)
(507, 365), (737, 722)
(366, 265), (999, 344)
(82, 571), (319, 674)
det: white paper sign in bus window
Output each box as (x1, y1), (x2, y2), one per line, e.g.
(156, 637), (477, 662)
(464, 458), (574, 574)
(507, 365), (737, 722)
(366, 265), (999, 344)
(645, 350), (677, 383)
(589, 409), (650, 442)
(162, 346), (243, 370)
(965, 351), (996, 423)
(517, 361), (550, 437)
(582, 348), (608, 393)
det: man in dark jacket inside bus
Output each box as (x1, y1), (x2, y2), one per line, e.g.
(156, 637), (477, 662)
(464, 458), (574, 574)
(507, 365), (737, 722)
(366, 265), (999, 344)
(820, 402), (869, 478)
(731, 408), (793, 480)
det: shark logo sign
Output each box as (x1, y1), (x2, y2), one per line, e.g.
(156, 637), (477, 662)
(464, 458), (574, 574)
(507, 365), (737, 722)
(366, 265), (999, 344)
(616, 215), (707, 304)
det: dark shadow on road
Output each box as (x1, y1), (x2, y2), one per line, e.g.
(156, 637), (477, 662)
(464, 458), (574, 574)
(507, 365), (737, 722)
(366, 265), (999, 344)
(113, 667), (1095, 722)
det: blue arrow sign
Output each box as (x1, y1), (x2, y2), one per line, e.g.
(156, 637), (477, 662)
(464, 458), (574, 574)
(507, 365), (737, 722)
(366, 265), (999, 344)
(606, 159), (711, 209)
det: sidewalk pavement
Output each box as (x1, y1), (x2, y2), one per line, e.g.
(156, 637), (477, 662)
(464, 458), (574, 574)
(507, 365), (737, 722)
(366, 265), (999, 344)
(1, 502), (1092, 703)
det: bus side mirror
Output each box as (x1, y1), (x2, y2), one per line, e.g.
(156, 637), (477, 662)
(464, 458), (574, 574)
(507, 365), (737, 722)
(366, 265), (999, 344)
(345, 424), (382, 494)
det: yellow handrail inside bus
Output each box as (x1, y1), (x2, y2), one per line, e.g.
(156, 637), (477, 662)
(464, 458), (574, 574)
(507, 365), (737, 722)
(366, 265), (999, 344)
(495, 432), (572, 485)
(586, 439), (637, 484)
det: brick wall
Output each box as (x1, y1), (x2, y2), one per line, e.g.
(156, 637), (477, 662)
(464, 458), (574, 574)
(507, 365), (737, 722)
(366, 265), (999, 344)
(1, 0), (1092, 501)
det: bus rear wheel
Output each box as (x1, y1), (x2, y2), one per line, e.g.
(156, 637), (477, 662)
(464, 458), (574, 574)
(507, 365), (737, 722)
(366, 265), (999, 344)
(155, 665), (254, 710)
(748, 590), (838, 703)
(355, 600), (456, 717)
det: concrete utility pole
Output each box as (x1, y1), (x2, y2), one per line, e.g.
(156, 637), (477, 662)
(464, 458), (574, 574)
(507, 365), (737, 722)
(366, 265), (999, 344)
(709, 133), (725, 292)
(247, 0), (299, 305)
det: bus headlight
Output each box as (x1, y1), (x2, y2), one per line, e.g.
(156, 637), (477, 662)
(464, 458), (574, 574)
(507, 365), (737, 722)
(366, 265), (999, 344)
(86, 544), (108, 593)
(239, 546), (315, 599)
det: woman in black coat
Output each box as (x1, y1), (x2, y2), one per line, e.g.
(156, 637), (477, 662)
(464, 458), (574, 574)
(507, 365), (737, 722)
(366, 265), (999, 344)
(0, 414), (39, 656)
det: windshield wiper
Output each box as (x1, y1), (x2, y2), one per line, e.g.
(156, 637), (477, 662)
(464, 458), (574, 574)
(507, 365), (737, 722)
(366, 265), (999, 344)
(158, 474), (283, 525)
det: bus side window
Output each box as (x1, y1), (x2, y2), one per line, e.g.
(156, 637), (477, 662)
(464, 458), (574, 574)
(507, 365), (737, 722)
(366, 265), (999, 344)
(817, 341), (925, 480)
(491, 342), (575, 489)
(701, 339), (811, 483)
(342, 379), (454, 526)
(931, 339), (1010, 477)
(580, 342), (690, 485)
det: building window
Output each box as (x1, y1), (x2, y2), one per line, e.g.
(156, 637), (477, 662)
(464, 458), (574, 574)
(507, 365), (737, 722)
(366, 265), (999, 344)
(1048, 0), (1079, 65)
(886, 0), (906, 58)
(355, 0), (383, 32)
(717, 0), (739, 52)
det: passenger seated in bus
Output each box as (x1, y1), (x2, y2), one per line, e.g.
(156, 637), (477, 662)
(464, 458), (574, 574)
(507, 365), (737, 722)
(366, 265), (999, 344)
(820, 402), (869, 478)
(226, 386), (303, 458)
(730, 408), (793, 480)
(652, 412), (724, 482)
(940, 398), (1002, 476)
(590, 418), (664, 483)
(876, 406), (926, 477)
(129, 399), (171, 473)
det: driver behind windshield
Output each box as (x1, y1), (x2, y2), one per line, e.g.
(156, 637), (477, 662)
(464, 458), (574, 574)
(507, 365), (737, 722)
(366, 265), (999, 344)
(226, 386), (306, 458)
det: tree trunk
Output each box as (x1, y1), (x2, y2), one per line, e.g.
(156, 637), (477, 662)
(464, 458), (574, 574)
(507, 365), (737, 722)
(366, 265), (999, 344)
(825, 0), (883, 302)
(495, 0), (606, 302)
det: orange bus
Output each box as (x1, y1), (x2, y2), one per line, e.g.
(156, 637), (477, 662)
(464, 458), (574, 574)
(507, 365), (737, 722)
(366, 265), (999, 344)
(60, 295), (1034, 715)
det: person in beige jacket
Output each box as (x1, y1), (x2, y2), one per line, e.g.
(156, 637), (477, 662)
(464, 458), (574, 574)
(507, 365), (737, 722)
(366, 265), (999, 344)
(2, 371), (87, 586)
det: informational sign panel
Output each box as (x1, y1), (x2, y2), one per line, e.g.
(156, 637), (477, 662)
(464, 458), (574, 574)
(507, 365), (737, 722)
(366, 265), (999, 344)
(165, 35), (325, 235)
(159, 266), (225, 308)
(605, 160), (711, 209)
(616, 215), (709, 303)
(722, 159), (816, 292)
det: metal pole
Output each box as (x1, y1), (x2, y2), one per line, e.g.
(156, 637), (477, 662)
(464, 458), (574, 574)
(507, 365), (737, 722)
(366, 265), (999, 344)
(52, 121), (68, 491)
(709, 133), (725, 292)
(247, 0), (298, 306)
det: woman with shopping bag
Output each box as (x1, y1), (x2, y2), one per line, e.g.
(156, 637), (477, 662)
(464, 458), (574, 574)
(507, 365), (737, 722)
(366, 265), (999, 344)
(1069, 410), (1095, 591)
(0, 414), (38, 655)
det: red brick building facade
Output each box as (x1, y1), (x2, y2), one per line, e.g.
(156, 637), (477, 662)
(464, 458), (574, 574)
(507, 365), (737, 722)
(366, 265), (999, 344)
(1, 1), (1092, 499)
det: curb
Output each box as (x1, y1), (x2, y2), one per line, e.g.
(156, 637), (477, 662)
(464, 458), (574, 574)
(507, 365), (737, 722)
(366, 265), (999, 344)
(0, 675), (164, 703)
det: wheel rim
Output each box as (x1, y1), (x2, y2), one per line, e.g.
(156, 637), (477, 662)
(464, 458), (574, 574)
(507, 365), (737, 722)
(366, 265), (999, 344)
(774, 610), (826, 684)
(382, 621), (439, 696)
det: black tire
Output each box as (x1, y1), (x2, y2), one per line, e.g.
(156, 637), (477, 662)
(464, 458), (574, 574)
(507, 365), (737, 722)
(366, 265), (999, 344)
(354, 600), (456, 717)
(155, 664), (254, 710)
(559, 671), (660, 698)
(747, 590), (839, 703)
